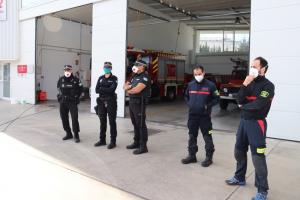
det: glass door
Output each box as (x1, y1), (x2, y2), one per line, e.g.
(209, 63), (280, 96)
(3, 63), (10, 98)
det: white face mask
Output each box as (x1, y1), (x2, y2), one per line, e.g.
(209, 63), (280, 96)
(64, 71), (71, 77)
(249, 67), (259, 78)
(132, 66), (138, 73)
(195, 75), (204, 82)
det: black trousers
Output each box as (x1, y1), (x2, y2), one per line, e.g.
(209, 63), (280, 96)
(234, 118), (269, 193)
(129, 98), (148, 146)
(97, 97), (117, 142)
(187, 115), (215, 156)
(59, 102), (80, 138)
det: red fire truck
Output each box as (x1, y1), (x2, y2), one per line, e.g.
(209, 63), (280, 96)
(219, 58), (248, 110)
(127, 48), (186, 101)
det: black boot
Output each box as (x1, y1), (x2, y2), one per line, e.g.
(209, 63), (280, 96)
(181, 155), (197, 164)
(74, 132), (80, 143)
(201, 152), (214, 167)
(94, 140), (106, 147)
(107, 141), (116, 149)
(62, 132), (73, 140)
(74, 138), (80, 143)
(133, 145), (148, 155)
(126, 142), (139, 149)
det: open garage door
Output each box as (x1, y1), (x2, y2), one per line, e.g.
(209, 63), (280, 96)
(36, 5), (92, 102)
(127, 0), (250, 132)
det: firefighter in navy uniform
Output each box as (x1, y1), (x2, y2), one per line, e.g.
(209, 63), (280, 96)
(182, 65), (219, 167)
(225, 57), (275, 200)
(57, 65), (83, 143)
(124, 60), (151, 155)
(94, 62), (118, 149)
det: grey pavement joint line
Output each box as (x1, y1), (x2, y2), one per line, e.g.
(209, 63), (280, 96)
(224, 140), (282, 200)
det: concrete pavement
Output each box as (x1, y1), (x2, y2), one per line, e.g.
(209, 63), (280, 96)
(0, 99), (299, 200)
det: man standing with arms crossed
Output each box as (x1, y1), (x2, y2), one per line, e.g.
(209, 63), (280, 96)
(94, 62), (118, 149)
(226, 57), (275, 200)
(124, 60), (151, 155)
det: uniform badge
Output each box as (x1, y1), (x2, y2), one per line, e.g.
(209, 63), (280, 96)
(143, 77), (148, 81)
(260, 91), (269, 98)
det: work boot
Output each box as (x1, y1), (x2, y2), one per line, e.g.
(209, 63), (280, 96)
(252, 192), (268, 200)
(62, 132), (73, 140)
(133, 145), (148, 155)
(94, 140), (106, 147)
(181, 155), (197, 164)
(74, 137), (80, 143)
(126, 142), (139, 149)
(107, 142), (116, 149)
(73, 132), (80, 143)
(225, 177), (246, 186)
(201, 157), (213, 167)
(201, 151), (214, 167)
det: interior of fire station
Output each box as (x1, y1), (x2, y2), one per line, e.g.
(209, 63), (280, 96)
(34, 0), (251, 132)
(125, 0), (251, 130)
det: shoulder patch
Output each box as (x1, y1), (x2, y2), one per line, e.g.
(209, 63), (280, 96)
(260, 91), (269, 98)
(143, 77), (148, 81)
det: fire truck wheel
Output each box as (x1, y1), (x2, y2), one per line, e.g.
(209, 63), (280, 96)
(220, 99), (229, 110)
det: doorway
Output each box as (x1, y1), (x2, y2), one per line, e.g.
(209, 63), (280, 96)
(0, 63), (10, 98)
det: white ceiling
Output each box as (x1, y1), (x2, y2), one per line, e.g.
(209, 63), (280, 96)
(52, 4), (93, 25)
(49, 0), (250, 28)
(137, 0), (251, 28)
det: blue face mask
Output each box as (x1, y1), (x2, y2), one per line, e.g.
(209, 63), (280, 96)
(104, 68), (111, 74)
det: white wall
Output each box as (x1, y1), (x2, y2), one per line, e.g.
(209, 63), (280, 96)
(128, 21), (194, 66)
(36, 16), (92, 99)
(0, 0), (19, 60)
(91, 0), (127, 117)
(10, 18), (36, 104)
(128, 21), (193, 54)
(195, 54), (249, 74)
(251, 0), (300, 141)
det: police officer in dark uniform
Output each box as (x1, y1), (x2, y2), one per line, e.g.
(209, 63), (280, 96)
(226, 57), (275, 200)
(57, 65), (83, 143)
(94, 62), (118, 149)
(182, 65), (219, 167)
(124, 60), (151, 155)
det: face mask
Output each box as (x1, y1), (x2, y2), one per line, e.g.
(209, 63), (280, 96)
(64, 71), (71, 77)
(249, 67), (259, 78)
(104, 68), (111, 74)
(195, 75), (204, 82)
(132, 66), (138, 73)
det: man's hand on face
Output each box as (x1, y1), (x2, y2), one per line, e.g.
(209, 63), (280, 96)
(243, 75), (255, 87)
(123, 82), (132, 90)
